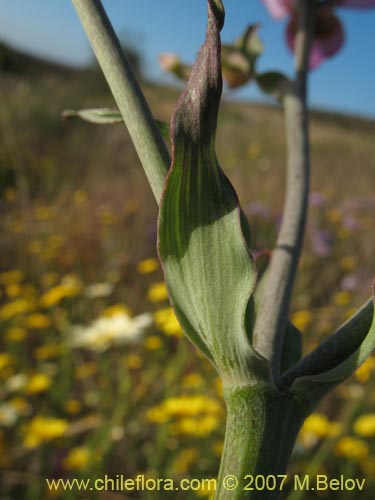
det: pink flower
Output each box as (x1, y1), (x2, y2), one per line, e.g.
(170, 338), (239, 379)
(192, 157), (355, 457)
(262, 0), (375, 67)
(262, 0), (296, 19)
(286, 8), (344, 68)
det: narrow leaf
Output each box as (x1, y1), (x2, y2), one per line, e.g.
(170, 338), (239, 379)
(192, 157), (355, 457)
(63, 108), (170, 140)
(235, 24), (263, 58)
(158, 0), (268, 385)
(62, 108), (123, 124)
(256, 71), (292, 101)
(279, 283), (375, 396)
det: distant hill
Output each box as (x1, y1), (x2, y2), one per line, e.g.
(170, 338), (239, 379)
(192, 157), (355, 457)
(0, 39), (142, 79)
(0, 40), (78, 76)
(0, 39), (372, 130)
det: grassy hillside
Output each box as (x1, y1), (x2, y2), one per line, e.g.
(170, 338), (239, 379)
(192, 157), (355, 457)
(0, 43), (374, 499)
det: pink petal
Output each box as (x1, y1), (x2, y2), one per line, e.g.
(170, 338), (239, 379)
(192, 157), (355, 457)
(262, 0), (296, 19)
(334, 0), (375, 8)
(286, 9), (344, 69)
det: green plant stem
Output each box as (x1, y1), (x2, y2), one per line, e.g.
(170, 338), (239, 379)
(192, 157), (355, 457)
(70, 0), (170, 202)
(253, 0), (313, 376)
(215, 385), (310, 500)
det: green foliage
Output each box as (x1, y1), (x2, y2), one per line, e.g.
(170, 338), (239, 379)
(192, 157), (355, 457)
(62, 107), (170, 140)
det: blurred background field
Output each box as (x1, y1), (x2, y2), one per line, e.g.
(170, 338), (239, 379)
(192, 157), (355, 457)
(0, 42), (374, 500)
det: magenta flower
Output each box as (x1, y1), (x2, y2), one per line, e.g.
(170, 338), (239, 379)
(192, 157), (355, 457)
(262, 0), (375, 68)
(262, 0), (296, 19)
(287, 7), (344, 68)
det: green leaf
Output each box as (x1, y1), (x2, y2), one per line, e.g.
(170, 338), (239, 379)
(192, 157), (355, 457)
(220, 25), (263, 89)
(221, 46), (252, 88)
(279, 283), (375, 398)
(158, 0), (268, 385)
(63, 108), (170, 140)
(159, 53), (192, 82)
(256, 72), (292, 101)
(235, 24), (263, 58)
(62, 108), (123, 124)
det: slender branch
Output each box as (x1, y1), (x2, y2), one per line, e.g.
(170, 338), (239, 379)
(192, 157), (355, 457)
(253, 0), (314, 376)
(70, 0), (170, 203)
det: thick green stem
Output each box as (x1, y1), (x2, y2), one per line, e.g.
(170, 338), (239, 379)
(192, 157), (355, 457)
(70, 0), (170, 202)
(215, 385), (311, 500)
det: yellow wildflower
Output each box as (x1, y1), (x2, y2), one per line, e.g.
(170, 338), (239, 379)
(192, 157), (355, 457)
(75, 362), (98, 379)
(291, 310), (312, 331)
(154, 308), (183, 337)
(147, 395), (222, 424)
(102, 304), (131, 317)
(339, 256), (357, 271)
(147, 282), (169, 302)
(35, 205), (57, 221)
(182, 373), (204, 389)
(360, 457), (375, 476)
(337, 228), (351, 240)
(106, 270), (121, 283)
(99, 207), (118, 225)
(145, 336), (162, 350)
(354, 357), (375, 383)
(4, 188), (17, 202)
(25, 373), (52, 394)
(137, 258), (159, 274)
(354, 414), (375, 437)
(6, 327), (27, 342)
(299, 414), (341, 448)
(327, 209), (341, 223)
(215, 377), (223, 397)
(5, 284), (21, 298)
(28, 240), (43, 254)
(9, 397), (31, 416)
(124, 199), (139, 214)
(23, 416), (68, 448)
(64, 399), (82, 415)
(0, 298), (34, 320)
(40, 275), (82, 307)
(0, 353), (13, 371)
(170, 415), (220, 437)
(335, 437), (369, 461)
(72, 189), (88, 205)
(21, 284), (37, 301)
(26, 313), (51, 329)
(247, 142), (261, 160)
(213, 440), (224, 456)
(301, 414), (331, 438)
(0, 270), (24, 286)
(34, 344), (63, 361)
(63, 447), (90, 470)
(125, 354), (142, 370)
(172, 448), (199, 475)
(334, 291), (351, 307)
(41, 272), (59, 288)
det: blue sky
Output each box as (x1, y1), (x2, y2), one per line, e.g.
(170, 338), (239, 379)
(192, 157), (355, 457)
(0, 0), (374, 117)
